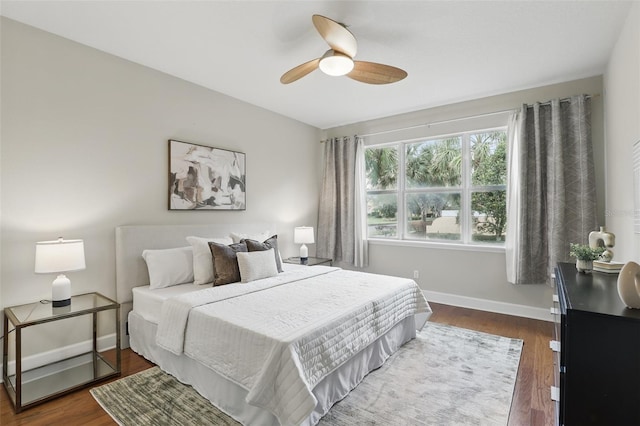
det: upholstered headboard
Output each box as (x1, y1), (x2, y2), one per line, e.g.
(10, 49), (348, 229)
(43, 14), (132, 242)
(115, 223), (276, 347)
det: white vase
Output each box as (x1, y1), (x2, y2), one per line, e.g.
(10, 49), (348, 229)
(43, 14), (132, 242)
(617, 261), (640, 309)
(588, 226), (615, 262)
(576, 259), (593, 274)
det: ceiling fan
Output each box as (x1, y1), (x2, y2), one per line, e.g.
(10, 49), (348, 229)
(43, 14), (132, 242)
(280, 14), (408, 85)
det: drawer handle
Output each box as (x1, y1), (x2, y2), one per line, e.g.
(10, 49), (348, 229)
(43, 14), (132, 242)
(549, 340), (561, 352)
(550, 307), (560, 315)
(551, 386), (560, 402)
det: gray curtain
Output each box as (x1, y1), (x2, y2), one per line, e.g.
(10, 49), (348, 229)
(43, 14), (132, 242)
(506, 95), (597, 283)
(317, 136), (358, 264)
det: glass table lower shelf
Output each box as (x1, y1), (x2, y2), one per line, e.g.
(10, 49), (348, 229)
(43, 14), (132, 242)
(4, 351), (119, 410)
(3, 292), (121, 412)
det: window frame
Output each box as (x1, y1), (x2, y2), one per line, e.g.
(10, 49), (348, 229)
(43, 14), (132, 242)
(364, 126), (508, 249)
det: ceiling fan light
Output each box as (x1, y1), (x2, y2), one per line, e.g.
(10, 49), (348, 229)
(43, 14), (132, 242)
(319, 51), (354, 76)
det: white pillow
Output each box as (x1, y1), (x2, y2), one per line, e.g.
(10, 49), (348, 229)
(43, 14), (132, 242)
(230, 230), (272, 244)
(142, 246), (194, 289)
(236, 249), (279, 283)
(186, 236), (234, 285)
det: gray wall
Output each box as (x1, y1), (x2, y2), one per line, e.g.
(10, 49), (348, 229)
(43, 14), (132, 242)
(0, 17), (321, 323)
(323, 76), (606, 316)
(604, 2), (640, 264)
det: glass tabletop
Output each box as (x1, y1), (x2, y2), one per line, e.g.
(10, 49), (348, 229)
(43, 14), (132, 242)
(5, 293), (117, 326)
(284, 256), (332, 266)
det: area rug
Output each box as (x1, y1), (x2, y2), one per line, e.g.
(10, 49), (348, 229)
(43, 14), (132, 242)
(91, 323), (523, 425)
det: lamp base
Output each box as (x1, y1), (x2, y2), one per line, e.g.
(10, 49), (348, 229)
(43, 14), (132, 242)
(299, 243), (309, 261)
(52, 298), (71, 307)
(52, 274), (71, 307)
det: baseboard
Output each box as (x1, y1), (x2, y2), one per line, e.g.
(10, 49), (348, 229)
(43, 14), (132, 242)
(423, 290), (552, 322)
(0, 333), (117, 383)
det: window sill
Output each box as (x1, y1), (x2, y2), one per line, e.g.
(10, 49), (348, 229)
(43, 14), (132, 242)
(368, 238), (506, 254)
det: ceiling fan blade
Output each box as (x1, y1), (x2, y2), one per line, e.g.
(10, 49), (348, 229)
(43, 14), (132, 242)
(312, 14), (357, 58)
(347, 61), (407, 85)
(280, 58), (320, 84)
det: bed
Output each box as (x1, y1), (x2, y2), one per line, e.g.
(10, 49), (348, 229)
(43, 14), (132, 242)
(115, 224), (432, 426)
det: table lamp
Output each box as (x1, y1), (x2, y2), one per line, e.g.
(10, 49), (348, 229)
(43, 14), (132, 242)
(35, 237), (85, 307)
(294, 226), (314, 264)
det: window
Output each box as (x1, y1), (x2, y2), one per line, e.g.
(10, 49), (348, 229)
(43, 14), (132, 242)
(364, 128), (507, 246)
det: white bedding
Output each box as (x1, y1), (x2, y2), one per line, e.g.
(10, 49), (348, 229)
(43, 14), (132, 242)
(133, 283), (202, 324)
(155, 266), (431, 426)
(133, 263), (309, 324)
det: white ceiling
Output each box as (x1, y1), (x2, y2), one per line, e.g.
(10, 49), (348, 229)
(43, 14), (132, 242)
(0, 1), (633, 129)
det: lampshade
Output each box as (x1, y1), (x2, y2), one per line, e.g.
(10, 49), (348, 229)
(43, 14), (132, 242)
(294, 227), (315, 245)
(319, 50), (354, 76)
(35, 238), (86, 273)
(35, 238), (85, 307)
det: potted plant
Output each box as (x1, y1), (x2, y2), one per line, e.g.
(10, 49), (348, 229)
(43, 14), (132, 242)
(569, 243), (605, 273)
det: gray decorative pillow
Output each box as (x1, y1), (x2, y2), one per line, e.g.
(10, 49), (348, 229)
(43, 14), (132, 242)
(208, 241), (248, 286)
(243, 235), (283, 273)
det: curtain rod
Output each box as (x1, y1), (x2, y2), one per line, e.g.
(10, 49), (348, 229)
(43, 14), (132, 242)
(525, 93), (597, 108)
(354, 108), (516, 139)
(322, 93), (599, 141)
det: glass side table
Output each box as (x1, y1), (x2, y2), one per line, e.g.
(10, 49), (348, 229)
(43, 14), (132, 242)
(2, 292), (121, 412)
(283, 256), (333, 266)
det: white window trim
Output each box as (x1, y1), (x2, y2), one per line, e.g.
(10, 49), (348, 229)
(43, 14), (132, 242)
(368, 237), (506, 253)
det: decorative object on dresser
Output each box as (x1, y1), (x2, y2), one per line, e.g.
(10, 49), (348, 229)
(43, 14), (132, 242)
(592, 260), (624, 274)
(616, 261), (640, 309)
(588, 226), (615, 262)
(568, 243), (604, 274)
(294, 226), (315, 264)
(168, 139), (246, 211)
(34, 237), (85, 307)
(552, 263), (640, 425)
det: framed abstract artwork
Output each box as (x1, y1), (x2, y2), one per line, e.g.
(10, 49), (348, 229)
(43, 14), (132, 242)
(169, 139), (246, 210)
(634, 140), (640, 233)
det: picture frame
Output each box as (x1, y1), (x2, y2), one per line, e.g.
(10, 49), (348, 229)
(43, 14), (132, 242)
(634, 140), (640, 233)
(168, 139), (246, 210)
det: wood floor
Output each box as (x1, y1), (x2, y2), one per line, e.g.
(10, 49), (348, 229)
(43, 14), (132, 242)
(1, 302), (555, 426)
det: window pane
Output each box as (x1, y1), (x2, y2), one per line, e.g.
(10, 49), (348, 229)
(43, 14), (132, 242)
(367, 193), (398, 238)
(365, 146), (398, 190)
(471, 131), (507, 186)
(471, 190), (507, 243)
(406, 192), (461, 241)
(406, 137), (462, 188)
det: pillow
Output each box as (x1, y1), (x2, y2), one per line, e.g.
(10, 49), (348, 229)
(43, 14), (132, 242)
(186, 236), (234, 285)
(230, 230), (272, 244)
(243, 235), (283, 272)
(208, 241), (248, 286)
(142, 246), (194, 289)
(236, 249), (279, 283)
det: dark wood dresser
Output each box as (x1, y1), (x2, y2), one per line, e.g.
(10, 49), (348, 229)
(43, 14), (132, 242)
(553, 262), (640, 425)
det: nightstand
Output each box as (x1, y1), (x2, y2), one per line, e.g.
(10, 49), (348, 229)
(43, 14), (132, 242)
(2, 292), (121, 412)
(283, 256), (332, 266)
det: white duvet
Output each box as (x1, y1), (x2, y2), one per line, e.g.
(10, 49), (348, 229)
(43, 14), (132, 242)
(156, 266), (431, 426)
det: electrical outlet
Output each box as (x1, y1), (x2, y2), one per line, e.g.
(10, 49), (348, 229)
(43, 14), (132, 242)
(413, 270), (419, 279)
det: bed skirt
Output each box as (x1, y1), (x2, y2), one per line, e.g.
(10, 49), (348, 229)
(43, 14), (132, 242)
(128, 310), (417, 426)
